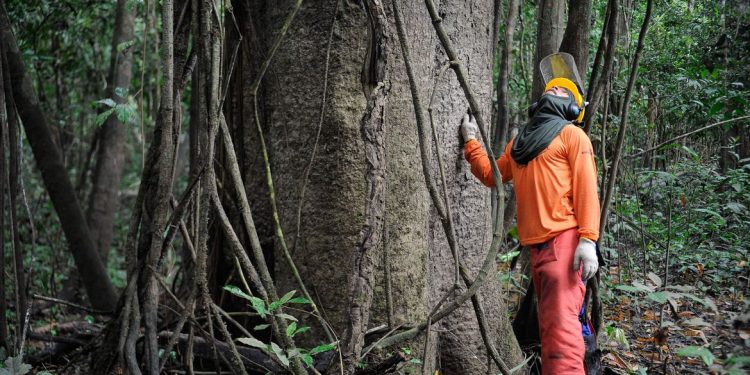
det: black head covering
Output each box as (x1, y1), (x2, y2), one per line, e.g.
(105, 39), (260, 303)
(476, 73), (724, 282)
(511, 93), (574, 165)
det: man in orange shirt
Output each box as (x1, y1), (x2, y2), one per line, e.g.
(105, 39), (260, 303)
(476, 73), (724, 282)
(461, 53), (599, 375)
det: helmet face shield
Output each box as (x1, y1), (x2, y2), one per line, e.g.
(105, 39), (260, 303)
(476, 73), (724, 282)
(539, 52), (586, 123)
(539, 52), (585, 97)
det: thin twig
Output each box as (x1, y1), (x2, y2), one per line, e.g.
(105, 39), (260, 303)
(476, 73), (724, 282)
(427, 61), (459, 286)
(626, 115), (750, 158)
(30, 294), (112, 315)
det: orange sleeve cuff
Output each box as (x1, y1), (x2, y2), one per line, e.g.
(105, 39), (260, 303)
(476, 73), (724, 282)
(579, 233), (599, 242)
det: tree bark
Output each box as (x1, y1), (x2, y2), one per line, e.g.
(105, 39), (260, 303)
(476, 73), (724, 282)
(494, 0), (520, 154)
(560, 0), (593, 80)
(0, 0), (117, 311)
(0, 39), (8, 354)
(340, 1), (388, 373)
(87, 0), (136, 261)
(229, 1), (523, 374)
(584, 0), (618, 134)
(531, 0), (565, 100)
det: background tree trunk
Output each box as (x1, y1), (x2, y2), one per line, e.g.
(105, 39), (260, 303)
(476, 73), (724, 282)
(531, 0), (565, 99)
(87, 0), (135, 261)
(560, 0), (593, 80)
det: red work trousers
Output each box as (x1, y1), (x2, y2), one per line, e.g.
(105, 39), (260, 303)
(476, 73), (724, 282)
(531, 228), (586, 375)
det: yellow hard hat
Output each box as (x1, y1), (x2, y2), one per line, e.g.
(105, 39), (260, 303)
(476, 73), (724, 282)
(544, 77), (586, 123)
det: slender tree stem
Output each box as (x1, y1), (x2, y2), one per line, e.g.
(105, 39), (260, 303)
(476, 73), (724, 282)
(599, 0), (654, 241)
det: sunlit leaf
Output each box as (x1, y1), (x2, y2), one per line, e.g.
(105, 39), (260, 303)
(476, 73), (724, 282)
(286, 322), (297, 337)
(95, 108), (116, 126)
(223, 285), (253, 301)
(0, 356), (31, 375)
(287, 297), (311, 304)
(270, 342), (289, 367)
(237, 336), (266, 349)
(676, 345), (714, 366)
(249, 296), (267, 318)
(301, 354), (314, 367)
(646, 272), (662, 287)
(310, 343), (336, 355)
(96, 98), (117, 108)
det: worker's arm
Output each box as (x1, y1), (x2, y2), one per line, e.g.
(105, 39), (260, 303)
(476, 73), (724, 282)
(463, 139), (512, 187)
(563, 126), (600, 242)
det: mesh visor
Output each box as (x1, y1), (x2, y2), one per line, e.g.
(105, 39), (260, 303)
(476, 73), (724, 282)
(539, 52), (585, 96)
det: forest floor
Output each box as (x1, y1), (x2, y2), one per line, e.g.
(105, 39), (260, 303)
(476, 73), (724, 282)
(597, 265), (750, 375)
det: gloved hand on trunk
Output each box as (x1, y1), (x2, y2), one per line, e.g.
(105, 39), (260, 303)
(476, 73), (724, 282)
(460, 114), (478, 143)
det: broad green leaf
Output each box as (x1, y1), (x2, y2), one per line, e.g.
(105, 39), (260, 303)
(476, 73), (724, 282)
(254, 324), (270, 331)
(1, 356), (31, 375)
(725, 202), (746, 214)
(95, 108), (116, 127)
(286, 322), (297, 337)
(223, 285), (254, 301)
(499, 250), (520, 263)
(646, 272), (662, 287)
(294, 326), (310, 336)
(279, 290), (296, 304)
(287, 297), (311, 304)
(270, 342), (289, 367)
(249, 296), (267, 318)
(310, 343), (336, 355)
(647, 291), (681, 304)
(676, 345), (714, 366)
(647, 291), (667, 304)
(301, 354), (314, 367)
(681, 293), (718, 313)
(692, 208), (726, 226)
(115, 104), (133, 123)
(96, 98), (117, 108)
(237, 336), (267, 349)
(287, 348), (301, 359)
(708, 102), (724, 117)
(632, 280), (655, 293)
(726, 355), (750, 366)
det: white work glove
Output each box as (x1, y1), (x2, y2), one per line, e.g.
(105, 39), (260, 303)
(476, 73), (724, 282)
(460, 114), (478, 142)
(573, 238), (598, 281)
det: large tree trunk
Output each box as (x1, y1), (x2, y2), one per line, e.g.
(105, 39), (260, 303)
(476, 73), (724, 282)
(87, 0), (135, 261)
(0, 0), (117, 311)
(228, 1), (523, 373)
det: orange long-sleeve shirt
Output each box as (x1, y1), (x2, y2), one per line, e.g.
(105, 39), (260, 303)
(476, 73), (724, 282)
(464, 125), (600, 245)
